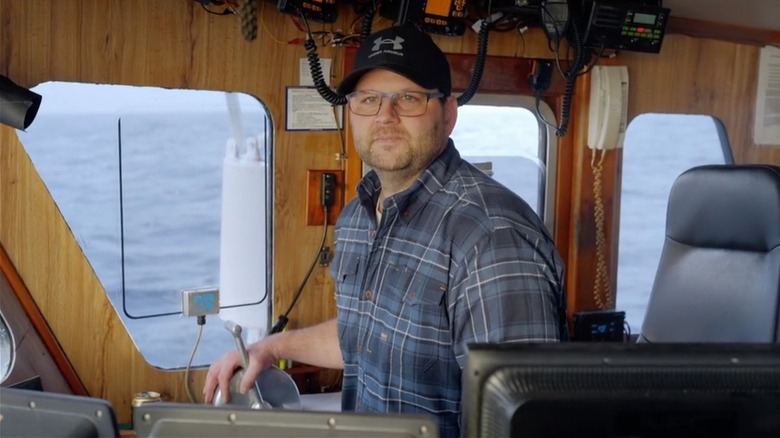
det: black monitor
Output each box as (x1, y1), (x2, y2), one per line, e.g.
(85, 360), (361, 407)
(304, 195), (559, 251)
(0, 387), (119, 438)
(463, 343), (780, 437)
(133, 402), (439, 437)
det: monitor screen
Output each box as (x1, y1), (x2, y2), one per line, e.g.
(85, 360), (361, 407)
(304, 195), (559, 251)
(0, 387), (119, 438)
(133, 402), (439, 437)
(463, 343), (780, 437)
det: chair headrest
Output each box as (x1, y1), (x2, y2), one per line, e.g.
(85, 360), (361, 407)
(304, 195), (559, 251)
(667, 164), (780, 252)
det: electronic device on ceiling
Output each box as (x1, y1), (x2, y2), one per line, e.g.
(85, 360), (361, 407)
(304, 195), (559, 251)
(380, 0), (469, 36)
(484, 0), (542, 14)
(584, 0), (671, 53)
(540, 0), (570, 43)
(277, 0), (338, 23)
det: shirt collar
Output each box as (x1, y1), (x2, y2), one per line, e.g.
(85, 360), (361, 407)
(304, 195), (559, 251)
(357, 139), (463, 222)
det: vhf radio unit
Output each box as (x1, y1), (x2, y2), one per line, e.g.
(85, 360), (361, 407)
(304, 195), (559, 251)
(584, 0), (671, 53)
(277, 0), (338, 23)
(380, 0), (469, 36)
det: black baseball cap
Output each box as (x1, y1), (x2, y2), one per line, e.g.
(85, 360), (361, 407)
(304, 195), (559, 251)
(337, 25), (452, 96)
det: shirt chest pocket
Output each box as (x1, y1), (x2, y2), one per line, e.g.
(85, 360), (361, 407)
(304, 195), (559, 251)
(385, 263), (448, 317)
(335, 256), (363, 303)
(382, 263), (452, 378)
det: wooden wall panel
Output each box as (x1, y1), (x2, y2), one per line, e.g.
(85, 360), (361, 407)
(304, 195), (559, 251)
(622, 34), (779, 158)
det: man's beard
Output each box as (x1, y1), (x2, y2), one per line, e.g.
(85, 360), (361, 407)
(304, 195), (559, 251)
(357, 123), (442, 173)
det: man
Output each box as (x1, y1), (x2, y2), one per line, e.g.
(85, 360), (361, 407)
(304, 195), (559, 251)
(204, 24), (567, 438)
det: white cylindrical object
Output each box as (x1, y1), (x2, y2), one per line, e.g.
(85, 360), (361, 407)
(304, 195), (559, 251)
(219, 138), (268, 338)
(225, 93), (245, 152)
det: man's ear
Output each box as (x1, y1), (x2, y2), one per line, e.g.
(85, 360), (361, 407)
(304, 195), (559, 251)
(443, 95), (458, 136)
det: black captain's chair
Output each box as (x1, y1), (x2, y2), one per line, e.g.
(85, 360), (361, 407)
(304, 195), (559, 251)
(639, 164), (780, 343)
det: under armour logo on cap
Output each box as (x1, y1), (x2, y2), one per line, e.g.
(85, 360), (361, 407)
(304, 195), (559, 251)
(371, 36), (405, 53)
(336, 25), (452, 97)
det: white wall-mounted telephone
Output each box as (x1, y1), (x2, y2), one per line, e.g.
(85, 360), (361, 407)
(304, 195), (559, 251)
(587, 65), (629, 150)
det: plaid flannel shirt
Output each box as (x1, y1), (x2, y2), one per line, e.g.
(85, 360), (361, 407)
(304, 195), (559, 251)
(331, 141), (566, 438)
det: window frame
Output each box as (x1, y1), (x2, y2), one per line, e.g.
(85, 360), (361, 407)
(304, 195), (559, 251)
(18, 83), (276, 369)
(455, 93), (558, 233)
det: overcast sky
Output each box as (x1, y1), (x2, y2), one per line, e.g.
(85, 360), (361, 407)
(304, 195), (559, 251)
(33, 81), (263, 114)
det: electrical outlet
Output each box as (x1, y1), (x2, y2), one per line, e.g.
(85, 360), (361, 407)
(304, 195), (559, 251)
(182, 287), (220, 317)
(319, 246), (332, 267)
(306, 169), (343, 226)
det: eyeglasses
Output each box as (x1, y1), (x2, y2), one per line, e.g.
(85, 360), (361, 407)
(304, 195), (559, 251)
(346, 90), (445, 117)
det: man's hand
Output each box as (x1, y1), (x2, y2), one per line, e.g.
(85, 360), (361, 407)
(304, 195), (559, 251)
(203, 338), (278, 404)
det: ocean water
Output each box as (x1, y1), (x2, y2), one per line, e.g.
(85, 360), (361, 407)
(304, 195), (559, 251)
(16, 86), (725, 368)
(19, 110), (267, 368)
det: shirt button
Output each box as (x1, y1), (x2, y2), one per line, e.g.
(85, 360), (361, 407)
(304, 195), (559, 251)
(369, 231), (376, 238)
(363, 290), (373, 300)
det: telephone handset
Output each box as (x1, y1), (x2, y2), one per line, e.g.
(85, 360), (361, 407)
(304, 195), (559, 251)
(588, 65), (628, 309)
(587, 65), (628, 150)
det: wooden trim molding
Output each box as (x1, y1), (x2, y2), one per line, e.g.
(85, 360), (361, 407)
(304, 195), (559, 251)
(0, 243), (87, 395)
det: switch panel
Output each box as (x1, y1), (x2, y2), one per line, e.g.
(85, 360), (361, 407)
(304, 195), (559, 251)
(306, 169), (343, 226)
(321, 172), (336, 207)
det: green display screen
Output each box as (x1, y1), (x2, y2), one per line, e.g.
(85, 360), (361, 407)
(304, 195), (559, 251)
(633, 12), (657, 25)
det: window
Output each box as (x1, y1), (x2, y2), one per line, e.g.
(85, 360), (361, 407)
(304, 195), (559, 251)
(450, 95), (556, 231)
(18, 83), (272, 369)
(616, 114), (731, 333)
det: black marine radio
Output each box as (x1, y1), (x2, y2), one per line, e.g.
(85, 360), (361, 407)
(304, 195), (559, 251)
(277, 0), (338, 23)
(584, 0), (670, 53)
